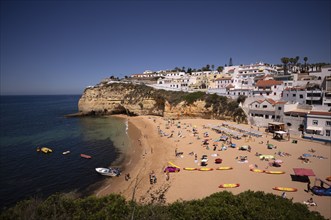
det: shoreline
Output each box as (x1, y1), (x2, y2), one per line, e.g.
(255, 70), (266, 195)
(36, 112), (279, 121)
(94, 115), (331, 218)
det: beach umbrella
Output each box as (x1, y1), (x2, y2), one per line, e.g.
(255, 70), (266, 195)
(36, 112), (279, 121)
(275, 159), (283, 164)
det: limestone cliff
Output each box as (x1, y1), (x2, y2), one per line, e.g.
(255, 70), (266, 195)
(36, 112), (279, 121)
(78, 82), (247, 122)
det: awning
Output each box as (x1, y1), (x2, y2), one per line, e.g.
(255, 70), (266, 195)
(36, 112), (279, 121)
(293, 168), (315, 176)
(306, 126), (323, 131)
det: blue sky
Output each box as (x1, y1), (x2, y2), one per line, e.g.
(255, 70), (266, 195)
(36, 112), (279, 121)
(1, 0), (330, 95)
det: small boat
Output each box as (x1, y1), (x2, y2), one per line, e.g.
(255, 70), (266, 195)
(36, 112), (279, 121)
(219, 183), (240, 188)
(273, 187), (298, 192)
(80, 154), (92, 159)
(216, 166), (233, 170)
(40, 147), (52, 154)
(198, 168), (213, 171)
(184, 168), (197, 171)
(250, 168), (264, 173)
(95, 167), (120, 177)
(62, 151), (71, 155)
(265, 170), (285, 174)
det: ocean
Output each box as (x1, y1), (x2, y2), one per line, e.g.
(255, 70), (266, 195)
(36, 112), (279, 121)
(0, 95), (130, 208)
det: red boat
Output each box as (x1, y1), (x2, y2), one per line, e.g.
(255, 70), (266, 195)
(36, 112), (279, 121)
(80, 154), (92, 159)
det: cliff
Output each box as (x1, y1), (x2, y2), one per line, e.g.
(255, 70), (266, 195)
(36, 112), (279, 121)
(78, 82), (247, 122)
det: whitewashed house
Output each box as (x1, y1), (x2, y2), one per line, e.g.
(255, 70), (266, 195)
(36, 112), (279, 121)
(304, 111), (331, 142)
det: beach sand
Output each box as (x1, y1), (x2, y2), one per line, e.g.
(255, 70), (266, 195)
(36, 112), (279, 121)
(95, 115), (331, 219)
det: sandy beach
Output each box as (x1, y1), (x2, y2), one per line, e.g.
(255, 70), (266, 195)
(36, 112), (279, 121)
(95, 115), (331, 219)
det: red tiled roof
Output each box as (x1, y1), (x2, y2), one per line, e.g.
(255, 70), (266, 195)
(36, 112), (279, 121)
(256, 79), (282, 87)
(252, 98), (286, 106)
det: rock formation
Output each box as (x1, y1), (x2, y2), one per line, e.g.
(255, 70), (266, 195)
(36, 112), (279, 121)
(78, 82), (246, 122)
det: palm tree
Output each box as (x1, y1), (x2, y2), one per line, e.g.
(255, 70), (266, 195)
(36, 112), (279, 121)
(289, 57), (295, 72)
(281, 57), (290, 75)
(212, 64), (215, 71)
(303, 57), (308, 72)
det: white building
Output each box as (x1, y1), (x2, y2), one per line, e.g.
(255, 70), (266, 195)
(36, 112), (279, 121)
(304, 111), (331, 142)
(248, 98), (287, 127)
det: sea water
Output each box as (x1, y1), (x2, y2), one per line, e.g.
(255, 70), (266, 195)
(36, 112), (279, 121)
(0, 95), (130, 208)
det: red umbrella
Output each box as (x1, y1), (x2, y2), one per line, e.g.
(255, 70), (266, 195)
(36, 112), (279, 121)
(293, 168), (315, 176)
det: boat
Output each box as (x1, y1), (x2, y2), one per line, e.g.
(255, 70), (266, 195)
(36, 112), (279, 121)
(168, 161), (180, 168)
(95, 167), (121, 177)
(40, 147), (52, 154)
(164, 166), (180, 173)
(184, 168), (197, 171)
(198, 168), (213, 171)
(80, 154), (92, 159)
(216, 166), (233, 170)
(62, 151), (70, 155)
(219, 183), (240, 188)
(265, 170), (285, 174)
(273, 187), (298, 192)
(250, 168), (264, 173)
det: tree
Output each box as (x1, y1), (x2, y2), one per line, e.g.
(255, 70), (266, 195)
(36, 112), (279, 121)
(304, 57), (308, 72)
(280, 57), (290, 75)
(217, 66), (224, 72)
(211, 64), (215, 71)
(229, 57), (233, 66)
(182, 66), (186, 72)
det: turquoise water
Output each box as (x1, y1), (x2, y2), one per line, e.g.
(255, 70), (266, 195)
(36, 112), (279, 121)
(0, 95), (130, 208)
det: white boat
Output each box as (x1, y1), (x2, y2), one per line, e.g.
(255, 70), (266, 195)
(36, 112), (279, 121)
(62, 151), (70, 155)
(95, 167), (120, 177)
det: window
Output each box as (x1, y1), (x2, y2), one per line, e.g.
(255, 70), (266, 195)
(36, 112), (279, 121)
(255, 105), (258, 108)
(263, 105), (267, 108)
(326, 121), (331, 126)
(274, 92), (276, 95)
(292, 94), (296, 97)
(326, 130), (331, 136)
(300, 95), (303, 98)
(278, 107), (282, 110)
(313, 120), (318, 125)
(265, 115), (269, 119)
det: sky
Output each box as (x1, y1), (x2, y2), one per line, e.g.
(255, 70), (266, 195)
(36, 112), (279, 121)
(1, 0), (330, 95)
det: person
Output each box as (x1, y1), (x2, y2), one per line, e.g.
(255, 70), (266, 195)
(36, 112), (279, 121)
(282, 192), (286, 198)
(165, 171), (170, 181)
(307, 179), (311, 192)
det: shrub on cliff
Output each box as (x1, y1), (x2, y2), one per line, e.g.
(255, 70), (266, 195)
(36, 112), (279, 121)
(1, 191), (325, 220)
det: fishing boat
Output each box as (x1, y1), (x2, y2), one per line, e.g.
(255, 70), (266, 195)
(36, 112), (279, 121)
(38, 147), (53, 154)
(95, 167), (121, 177)
(80, 154), (92, 159)
(62, 151), (71, 155)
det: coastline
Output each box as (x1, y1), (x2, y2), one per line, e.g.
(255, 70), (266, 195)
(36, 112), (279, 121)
(94, 115), (331, 218)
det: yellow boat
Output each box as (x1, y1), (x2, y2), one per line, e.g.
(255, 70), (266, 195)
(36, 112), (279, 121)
(41, 147), (53, 154)
(198, 168), (213, 171)
(273, 187), (297, 192)
(265, 170), (285, 174)
(250, 168), (264, 173)
(219, 183), (240, 188)
(184, 168), (197, 171)
(168, 162), (180, 168)
(216, 167), (233, 170)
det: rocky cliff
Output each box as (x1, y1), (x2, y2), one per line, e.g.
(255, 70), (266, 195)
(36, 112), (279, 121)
(78, 82), (247, 122)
